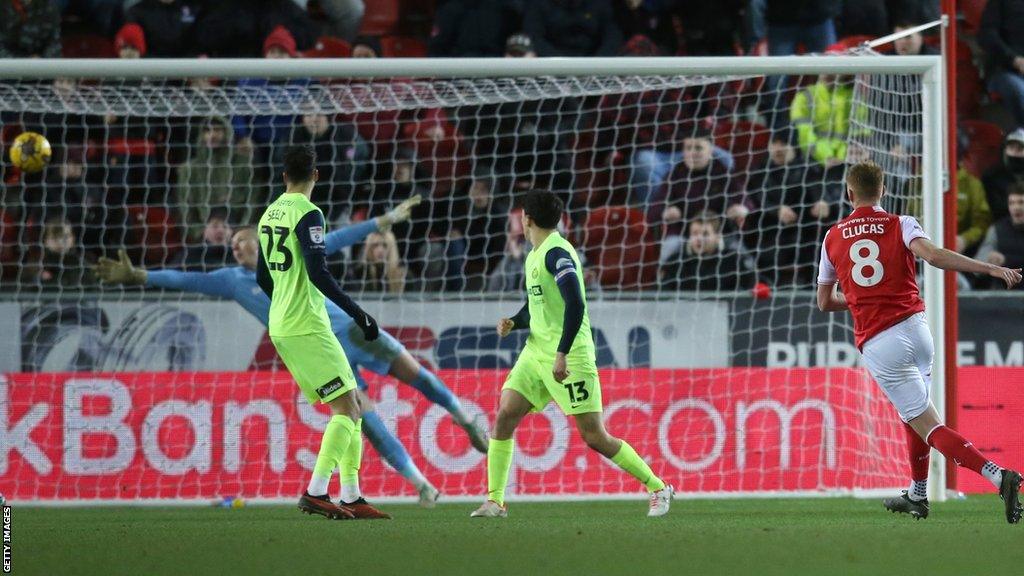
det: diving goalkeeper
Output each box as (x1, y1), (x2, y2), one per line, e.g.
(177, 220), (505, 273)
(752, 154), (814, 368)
(96, 152), (486, 511)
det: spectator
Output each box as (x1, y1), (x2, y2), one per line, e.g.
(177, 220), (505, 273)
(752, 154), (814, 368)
(744, 129), (828, 285)
(192, 0), (316, 57)
(0, 0), (61, 58)
(114, 23), (147, 59)
(346, 230), (407, 294)
(892, 20), (939, 56)
(232, 26), (311, 192)
(42, 146), (107, 256)
(178, 209), (233, 271)
(660, 212), (756, 291)
(293, 0), (364, 41)
(612, 0), (680, 56)
(123, 0), (198, 58)
(975, 184), (1024, 290)
(790, 73), (869, 168)
(983, 128), (1024, 222)
(487, 207), (528, 292)
(20, 217), (95, 288)
(523, 0), (622, 57)
(670, 0), (745, 56)
(351, 35), (381, 58)
(504, 33), (536, 58)
(979, 0), (1024, 127)
(837, 0), (888, 37)
(647, 127), (749, 264)
(458, 166), (509, 286)
(177, 116), (256, 242)
(955, 154), (993, 256)
(428, 0), (519, 57)
(761, 0), (839, 126)
(280, 110), (370, 223)
(765, 0), (838, 56)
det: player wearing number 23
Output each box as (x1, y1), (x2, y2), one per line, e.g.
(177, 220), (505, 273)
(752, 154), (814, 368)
(470, 191), (673, 519)
(817, 162), (1023, 524)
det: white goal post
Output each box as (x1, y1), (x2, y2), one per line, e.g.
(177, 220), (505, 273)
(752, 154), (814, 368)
(0, 53), (949, 504)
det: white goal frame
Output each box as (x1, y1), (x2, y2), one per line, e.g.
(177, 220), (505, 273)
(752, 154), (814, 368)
(0, 54), (948, 502)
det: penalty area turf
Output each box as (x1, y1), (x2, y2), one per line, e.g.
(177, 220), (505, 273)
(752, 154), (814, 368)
(13, 496), (1023, 576)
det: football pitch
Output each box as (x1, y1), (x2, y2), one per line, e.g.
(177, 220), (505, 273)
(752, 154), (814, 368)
(13, 497), (1023, 576)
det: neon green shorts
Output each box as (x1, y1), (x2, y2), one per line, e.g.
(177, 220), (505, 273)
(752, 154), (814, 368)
(502, 347), (602, 415)
(271, 331), (357, 405)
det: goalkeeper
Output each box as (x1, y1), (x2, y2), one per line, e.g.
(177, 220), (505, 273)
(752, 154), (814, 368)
(95, 196), (487, 508)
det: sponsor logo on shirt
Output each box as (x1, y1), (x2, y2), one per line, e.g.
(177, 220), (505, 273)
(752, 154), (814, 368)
(529, 285), (543, 296)
(556, 257), (574, 269)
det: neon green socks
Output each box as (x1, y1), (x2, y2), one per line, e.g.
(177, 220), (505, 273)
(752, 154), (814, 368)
(487, 437), (515, 505)
(611, 441), (665, 492)
(339, 418), (363, 503)
(308, 414), (357, 496)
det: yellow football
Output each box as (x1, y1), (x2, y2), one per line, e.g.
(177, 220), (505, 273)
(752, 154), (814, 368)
(9, 131), (52, 173)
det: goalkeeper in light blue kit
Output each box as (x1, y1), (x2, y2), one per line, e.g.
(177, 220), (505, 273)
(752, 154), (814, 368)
(95, 197), (487, 508)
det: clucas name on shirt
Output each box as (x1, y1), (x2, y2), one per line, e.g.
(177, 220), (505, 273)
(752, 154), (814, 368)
(839, 217), (887, 239)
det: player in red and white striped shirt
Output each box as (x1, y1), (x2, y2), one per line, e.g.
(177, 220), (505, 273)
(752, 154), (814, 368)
(817, 162), (1024, 522)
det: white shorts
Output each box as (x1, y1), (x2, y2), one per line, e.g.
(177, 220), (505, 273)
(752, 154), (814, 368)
(861, 312), (934, 422)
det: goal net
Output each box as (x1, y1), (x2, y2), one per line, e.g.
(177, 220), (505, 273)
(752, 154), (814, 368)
(0, 52), (944, 503)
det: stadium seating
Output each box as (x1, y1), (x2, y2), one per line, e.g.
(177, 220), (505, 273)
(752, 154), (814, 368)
(380, 36), (428, 58)
(580, 206), (657, 289)
(960, 119), (1004, 177)
(359, 0), (402, 36)
(302, 36), (352, 58)
(961, 0), (988, 35)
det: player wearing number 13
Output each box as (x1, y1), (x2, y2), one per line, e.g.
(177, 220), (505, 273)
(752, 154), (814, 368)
(470, 191), (673, 519)
(817, 162), (1024, 523)
(256, 145), (389, 520)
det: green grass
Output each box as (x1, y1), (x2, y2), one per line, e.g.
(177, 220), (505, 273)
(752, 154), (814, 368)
(12, 497), (1024, 576)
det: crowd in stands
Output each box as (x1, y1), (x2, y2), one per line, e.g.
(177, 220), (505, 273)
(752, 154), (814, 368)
(1, 0), (1023, 294)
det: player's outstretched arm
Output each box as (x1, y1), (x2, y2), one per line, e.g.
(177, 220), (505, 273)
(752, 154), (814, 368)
(296, 210), (379, 341)
(322, 195), (422, 256)
(95, 249), (234, 298)
(909, 237), (1023, 289)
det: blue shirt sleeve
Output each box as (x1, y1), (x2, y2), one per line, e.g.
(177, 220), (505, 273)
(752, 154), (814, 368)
(324, 219), (379, 256)
(146, 268), (236, 299)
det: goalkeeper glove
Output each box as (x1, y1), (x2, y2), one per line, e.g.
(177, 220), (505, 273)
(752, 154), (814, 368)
(357, 310), (380, 342)
(94, 249), (147, 285)
(377, 194), (422, 232)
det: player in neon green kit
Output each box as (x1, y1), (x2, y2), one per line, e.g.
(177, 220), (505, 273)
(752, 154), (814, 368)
(256, 144), (389, 520)
(471, 191), (674, 518)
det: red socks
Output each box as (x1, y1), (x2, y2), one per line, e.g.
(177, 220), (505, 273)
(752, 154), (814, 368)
(926, 425), (988, 474)
(905, 423), (930, 481)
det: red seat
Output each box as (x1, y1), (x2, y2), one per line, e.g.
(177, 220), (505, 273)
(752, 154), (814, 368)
(713, 120), (770, 173)
(359, 0), (401, 36)
(125, 205), (182, 266)
(62, 33), (116, 58)
(961, 0), (988, 34)
(380, 36), (427, 58)
(960, 120), (1003, 178)
(827, 35), (876, 53)
(580, 206), (657, 289)
(302, 36), (351, 58)
(957, 40), (983, 119)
